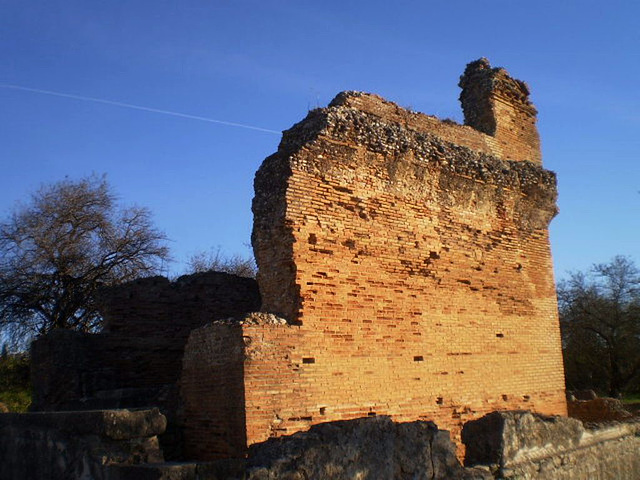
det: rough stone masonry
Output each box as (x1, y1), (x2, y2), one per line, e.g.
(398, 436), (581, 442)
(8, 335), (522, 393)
(181, 58), (568, 460)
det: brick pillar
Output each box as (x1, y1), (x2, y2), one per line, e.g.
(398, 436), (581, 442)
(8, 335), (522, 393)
(459, 58), (541, 164)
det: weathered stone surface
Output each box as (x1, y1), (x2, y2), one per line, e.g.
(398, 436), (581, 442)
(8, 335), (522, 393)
(245, 416), (491, 480)
(568, 389), (597, 401)
(458, 58), (541, 164)
(568, 397), (634, 423)
(462, 410), (640, 479)
(0, 408), (165, 480)
(462, 411), (584, 466)
(108, 459), (246, 480)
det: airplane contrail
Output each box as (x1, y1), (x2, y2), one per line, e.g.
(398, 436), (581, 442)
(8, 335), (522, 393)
(0, 83), (281, 135)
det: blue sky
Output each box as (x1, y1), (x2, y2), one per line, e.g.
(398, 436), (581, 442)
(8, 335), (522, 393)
(1, 0), (638, 280)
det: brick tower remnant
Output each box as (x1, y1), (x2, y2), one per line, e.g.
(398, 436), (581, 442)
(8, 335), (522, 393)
(181, 59), (567, 460)
(459, 58), (541, 164)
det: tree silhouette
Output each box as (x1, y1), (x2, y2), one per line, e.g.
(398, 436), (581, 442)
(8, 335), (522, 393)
(0, 175), (169, 348)
(559, 256), (640, 397)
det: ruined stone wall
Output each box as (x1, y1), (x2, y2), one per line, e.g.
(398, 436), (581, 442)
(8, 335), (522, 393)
(32, 272), (260, 412)
(30, 330), (184, 411)
(459, 58), (541, 164)
(99, 271), (260, 338)
(0, 409), (165, 480)
(181, 59), (567, 460)
(181, 319), (249, 460)
(463, 411), (640, 479)
(32, 271), (260, 460)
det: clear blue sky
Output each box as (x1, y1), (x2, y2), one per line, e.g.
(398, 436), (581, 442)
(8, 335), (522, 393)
(1, 0), (638, 280)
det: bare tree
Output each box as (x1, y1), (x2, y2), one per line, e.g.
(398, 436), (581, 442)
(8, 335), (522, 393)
(186, 247), (256, 278)
(559, 256), (640, 397)
(0, 175), (170, 347)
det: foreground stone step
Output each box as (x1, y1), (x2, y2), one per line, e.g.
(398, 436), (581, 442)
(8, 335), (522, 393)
(108, 460), (245, 480)
(0, 408), (166, 480)
(110, 416), (491, 480)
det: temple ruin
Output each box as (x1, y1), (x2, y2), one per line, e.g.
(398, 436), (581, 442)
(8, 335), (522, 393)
(178, 57), (567, 459)
(7, 59), (637, 480)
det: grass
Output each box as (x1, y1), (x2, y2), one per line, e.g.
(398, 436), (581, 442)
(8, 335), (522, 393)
(0, 353), (31, 412)
(623, 393), (640, 405)
(0, 388), (31, 412)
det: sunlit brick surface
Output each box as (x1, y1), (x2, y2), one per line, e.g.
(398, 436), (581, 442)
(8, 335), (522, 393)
(181, 59), (567, 460)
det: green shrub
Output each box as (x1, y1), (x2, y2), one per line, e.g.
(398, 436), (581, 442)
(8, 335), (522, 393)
(623, 393), (640, 405)
(0, 354), (31, 412)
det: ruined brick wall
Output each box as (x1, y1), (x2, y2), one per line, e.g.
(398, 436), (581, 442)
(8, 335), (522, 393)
(30, 330), (185, 411)
(32, 271), (260, 460)
(181, 59), (567, 460)
(99, 271), (260, 338)
(32, 271), (260, 412)
(459, 58), (541, 164)
(181, 319), (249, 460)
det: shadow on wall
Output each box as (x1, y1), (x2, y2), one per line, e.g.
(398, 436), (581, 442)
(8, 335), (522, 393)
(181, 319), (249, 460)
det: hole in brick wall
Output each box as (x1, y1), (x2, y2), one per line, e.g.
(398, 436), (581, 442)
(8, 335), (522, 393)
(342, 239), (356, 249)
(429, 251), (440, 259)
(413, 356), (424, 362)
(319, 407), (326, 415)
(288, 416), (313, 422)
(523, 395), (531, 401)
(302, 357), (315, 364)
(436, 397), (444, 405)
(368, 411), (377, 417)
(308, 233), (317, 245)
(502, 394), (509, 401)
(334, 185), (353, 194)
(496, 333), (504, 338)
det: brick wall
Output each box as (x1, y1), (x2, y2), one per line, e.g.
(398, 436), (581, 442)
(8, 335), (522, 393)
(459, 58), (541, 164)
(181, 320), (248, 460)
(99, 271), (260, 338)
(181, 59), (567, 460)
(33, 271), (260, 412)
(32, 271), (260, 460)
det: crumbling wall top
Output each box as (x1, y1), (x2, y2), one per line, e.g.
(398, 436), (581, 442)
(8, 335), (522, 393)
(458, 58), (541, 163)
(98, 271), (261, 338)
